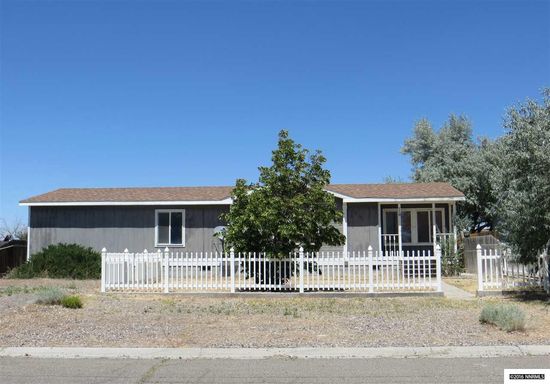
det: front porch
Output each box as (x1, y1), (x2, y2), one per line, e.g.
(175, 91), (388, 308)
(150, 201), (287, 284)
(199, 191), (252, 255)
(342, 200), (458, 256)
(380, 201), (457, 255)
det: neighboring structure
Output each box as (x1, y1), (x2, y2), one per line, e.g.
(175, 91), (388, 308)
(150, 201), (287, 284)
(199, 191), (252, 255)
(20, 182), (465, 257)
(0, 237), (27, 274)
(463, 232), (503, 273)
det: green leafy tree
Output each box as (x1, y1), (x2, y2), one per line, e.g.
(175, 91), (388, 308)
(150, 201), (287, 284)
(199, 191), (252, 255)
(401, 115), (497, 233)
(223, 130), (345, 255)
(222, 130), (345, 284)
(493, 89), (550, 261)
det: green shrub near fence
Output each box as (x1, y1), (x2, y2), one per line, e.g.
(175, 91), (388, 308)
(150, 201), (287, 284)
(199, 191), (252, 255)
(8, 243), (101, 279)
(440, 237), (464, 276)
(479, 303), (526, 332)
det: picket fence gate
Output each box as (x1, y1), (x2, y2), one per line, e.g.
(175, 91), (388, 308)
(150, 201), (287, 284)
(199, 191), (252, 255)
(101, 246), (442, 294)
(476, 244), (550, 293)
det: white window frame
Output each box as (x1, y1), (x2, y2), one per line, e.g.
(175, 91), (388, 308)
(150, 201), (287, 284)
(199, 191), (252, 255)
(383, 208), (445, 245)
(155, 209), (185, 247)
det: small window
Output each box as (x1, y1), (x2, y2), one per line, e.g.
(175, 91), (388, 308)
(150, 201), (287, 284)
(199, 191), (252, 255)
(155, 210), (185, 246)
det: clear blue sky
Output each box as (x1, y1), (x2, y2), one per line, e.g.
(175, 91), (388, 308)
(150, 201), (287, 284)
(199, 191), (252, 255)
(1, 0), (549, 225)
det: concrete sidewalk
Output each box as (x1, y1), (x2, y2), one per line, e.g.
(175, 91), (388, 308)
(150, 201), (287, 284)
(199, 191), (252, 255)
(441, 281), (476, 299)
(0, 345), (548, 360)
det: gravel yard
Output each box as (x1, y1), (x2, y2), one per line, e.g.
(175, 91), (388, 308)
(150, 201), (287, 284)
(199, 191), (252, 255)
(0, 279), (549, 348)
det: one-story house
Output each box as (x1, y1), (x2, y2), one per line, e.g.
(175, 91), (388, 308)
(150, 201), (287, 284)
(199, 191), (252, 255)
(20, 182), (465, 259)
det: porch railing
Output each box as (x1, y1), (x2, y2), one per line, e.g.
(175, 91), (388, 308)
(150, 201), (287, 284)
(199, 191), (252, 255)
(436, 232), (455, 246)
(381, 233), (455, 254)
(101, 246), (442, 294)
(381, 234), (399, 254)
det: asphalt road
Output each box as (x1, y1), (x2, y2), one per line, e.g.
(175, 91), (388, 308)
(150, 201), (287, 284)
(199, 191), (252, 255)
(1, 356), (548, 383)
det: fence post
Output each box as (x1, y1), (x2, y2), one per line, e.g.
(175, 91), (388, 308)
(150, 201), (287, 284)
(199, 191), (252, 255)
(101, 247), (106, 293)
(123, 248), (129, 291)
(435, 244), (442, 292)
(476, 244), (483, 292)
(164, 247), (170, 293)
(299, 247), (304, 293)
(368, 245), (374, 293)
(230, 247), (235, 293)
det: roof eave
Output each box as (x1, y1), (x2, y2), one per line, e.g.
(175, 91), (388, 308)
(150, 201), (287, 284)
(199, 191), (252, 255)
(341, 196), (466, 203)
(19, 198), (234, 207)
(20, 195), (466, 206)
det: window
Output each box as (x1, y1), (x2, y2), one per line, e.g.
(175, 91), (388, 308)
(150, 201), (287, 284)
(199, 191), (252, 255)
(155, 210), (185, 247)
(383, 208), (445, 245)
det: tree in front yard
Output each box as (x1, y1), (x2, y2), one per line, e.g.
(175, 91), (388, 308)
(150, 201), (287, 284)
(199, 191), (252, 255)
(402, 89), (550, 262)
(401, 115), (498, 233)
(492, 89), (550, 262)
(222, 130), (345, 284)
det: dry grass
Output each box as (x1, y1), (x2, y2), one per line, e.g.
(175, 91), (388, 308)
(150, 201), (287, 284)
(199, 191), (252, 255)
(0, 278), (548, 348)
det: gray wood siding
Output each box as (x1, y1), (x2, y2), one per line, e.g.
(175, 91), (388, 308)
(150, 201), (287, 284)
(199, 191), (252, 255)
(29, 199), (383, 256)
(29, 205), (229, 255)
(319, 198), (345, 252)
(347, 202), (380, 252)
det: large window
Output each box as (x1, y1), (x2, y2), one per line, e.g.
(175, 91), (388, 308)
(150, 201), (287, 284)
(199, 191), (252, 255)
(155, 210), (185, 247)
(383, 208), (445, 245)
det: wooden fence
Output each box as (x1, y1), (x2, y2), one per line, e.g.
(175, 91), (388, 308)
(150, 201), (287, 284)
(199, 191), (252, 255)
(101, 246), (442, 294)
(0, 241), (27, 275)
(463, 234), (502, 274)
(476, 245), (550, 293)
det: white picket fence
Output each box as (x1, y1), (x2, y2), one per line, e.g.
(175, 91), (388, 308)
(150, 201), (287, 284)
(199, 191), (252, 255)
(101, 246), (442, 294)
(476, 245), (550, 293)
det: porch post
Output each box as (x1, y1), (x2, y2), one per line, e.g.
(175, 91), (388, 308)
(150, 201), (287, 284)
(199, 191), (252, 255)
(452, 202), (458, 254)
(377, 203), (382, 255)
(26, 207), (31, 261)
(342, 202), (348, 258)
(397, 203), (402, 255)
(432, 202), (437, 254)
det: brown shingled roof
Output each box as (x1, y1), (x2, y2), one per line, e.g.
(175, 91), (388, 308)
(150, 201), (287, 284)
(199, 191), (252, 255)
(20, 186), (234, 203)
(20, 182), (464, 204)
(325, 182), (464, 199)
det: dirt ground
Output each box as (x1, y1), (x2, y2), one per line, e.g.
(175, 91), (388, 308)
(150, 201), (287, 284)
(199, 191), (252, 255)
(0, 278), (548, 348)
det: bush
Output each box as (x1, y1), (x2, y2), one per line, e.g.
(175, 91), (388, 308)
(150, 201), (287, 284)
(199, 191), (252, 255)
(440, 237), (464, 276)
(8, 243), (100, 279)
(35, 287), (65, 305)
(61, 295), (83, 309)
(480, 303), (526, 332)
